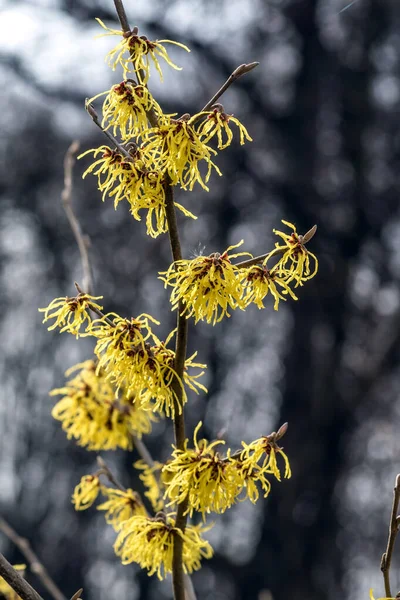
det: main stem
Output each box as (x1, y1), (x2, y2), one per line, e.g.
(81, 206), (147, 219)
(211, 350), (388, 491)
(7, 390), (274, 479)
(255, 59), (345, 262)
(164, 181), (189, 600)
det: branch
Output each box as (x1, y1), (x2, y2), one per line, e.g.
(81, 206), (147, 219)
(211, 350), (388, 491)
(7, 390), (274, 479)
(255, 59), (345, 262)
(96, 456), (127, 492)
(164, 181), (188, 600)
(61, 142), (93, 294)
(113, 0), (130, 34)
(0, 553), (43, 600)
(200, 62), (259, 113)
(0, 520), (66, 600)
(381, 474), (400, 597)
(85, 102), (132, 159)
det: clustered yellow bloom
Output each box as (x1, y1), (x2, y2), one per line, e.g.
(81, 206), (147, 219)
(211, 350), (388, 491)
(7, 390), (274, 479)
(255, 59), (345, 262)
(162, 422), (291, 517)
(80, 144), (196, 238)
(97, 487), (147, 530)
(88, 81), (162, 138)
(161, 221), (318, 323)
(89, 315), (207, 417)
(51, 360), (157, 451)
(160, 241), (250, 325)
(79, 20), (253, 237)
(96, 19), (190, 83)
(39, 293), (103, 336)
(0, 565), (26, 600)
(114, 513), (212, 579)
(141, 115), (222, 191)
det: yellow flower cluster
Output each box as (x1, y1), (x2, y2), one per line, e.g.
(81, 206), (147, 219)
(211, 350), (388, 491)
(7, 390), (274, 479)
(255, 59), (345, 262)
(79, 20), (252, 238)
(160, 241), (250, 325)
(42, 302), (207, 420)
(161, 221), (318, 323)
(114, 514), (212, 579)
(51, 360), (157, 451)
(71, 471), (212, 579)
(90, 314), (206, 417)
(162, 422), (291, 517)
(0, 565), (26, 600)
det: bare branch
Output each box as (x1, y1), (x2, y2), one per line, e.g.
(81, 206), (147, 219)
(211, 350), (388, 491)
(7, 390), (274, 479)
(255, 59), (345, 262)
(61, 142), (93, 294)
(200, 62), (259, 114)
(0, 553), (43, 600)
(0, 519), (66, 600)
(381, 474), (400, 597)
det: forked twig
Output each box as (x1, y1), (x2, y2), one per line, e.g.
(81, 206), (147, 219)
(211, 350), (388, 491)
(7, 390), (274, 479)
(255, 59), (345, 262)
(0, 519), (66, 600)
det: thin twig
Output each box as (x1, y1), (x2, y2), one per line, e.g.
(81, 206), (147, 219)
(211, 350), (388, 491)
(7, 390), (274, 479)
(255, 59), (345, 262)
(96, 457), (127, 492)
(61, 142), (93, 294)
(234, 225), (317, 269)
(0, 553), (43, 600)
(234, 247), (283, 269)
(200, 62), (259, 114)
(0, 520), (66, 600)
(85, 102), (131, 159)
(381, 474), (400, 597)
(133, 436), (156, 469)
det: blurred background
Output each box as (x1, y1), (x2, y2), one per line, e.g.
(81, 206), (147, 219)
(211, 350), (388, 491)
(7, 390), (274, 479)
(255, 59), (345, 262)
(1, 0), (400, 598)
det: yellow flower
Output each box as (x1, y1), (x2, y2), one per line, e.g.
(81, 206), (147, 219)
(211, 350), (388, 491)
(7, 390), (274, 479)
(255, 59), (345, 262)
(134, 459), (164, 512)
(0, 565), (26, 600)
(79, 145), (125, 201)
(51, 360), (157, 451)
(240, 435), (291, 482)
(114, 514), (212, 579)
(96, 19), (190, 83)
(140, 115), (221, 191)
(163, 422), (243, 517)
(72, 475), (101, 510)
(140, 343), (207, 417)
(88, 81), (162, 138)
(39, 293), (103, 337)
(268, 220), (318, 287)
(196, 106), (252, 150)
(160, 241), (251, 325)
(97, 487), (147, 530)
(241, 264), (298, 310)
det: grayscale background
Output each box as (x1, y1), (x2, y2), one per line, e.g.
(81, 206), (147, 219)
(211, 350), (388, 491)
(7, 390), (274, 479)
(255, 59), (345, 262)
(1, 0), (400, 599)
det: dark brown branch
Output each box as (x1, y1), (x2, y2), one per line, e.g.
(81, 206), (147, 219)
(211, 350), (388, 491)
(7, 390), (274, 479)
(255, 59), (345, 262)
(200, 62), (259, 114)
(113, 0), (130, 34)
(61, 142), (93, 294)
(164, 181), (188, 600)
(0, 553), (43, 600)
(381, 474), (400, 597)
(0, 520), (66, 600)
